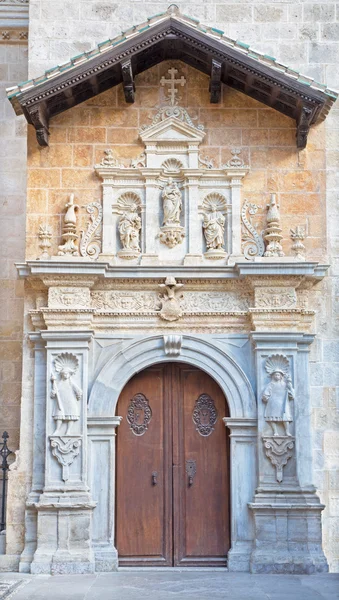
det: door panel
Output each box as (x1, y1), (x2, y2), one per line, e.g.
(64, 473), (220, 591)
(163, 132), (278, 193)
(174, 365), (230, 566)
(116, 365), (172, 565)
(116, 363), (229, 567)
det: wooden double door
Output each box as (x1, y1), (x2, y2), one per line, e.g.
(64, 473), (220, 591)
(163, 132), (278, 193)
(116, 363), (230, 567)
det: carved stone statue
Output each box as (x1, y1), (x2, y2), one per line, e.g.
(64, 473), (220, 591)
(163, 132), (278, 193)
(201, 193), (227, 259)
(119, 206), (141, 252)
(117, 192), (142, 259)
(162, 178), (182, 226)
(51, 353), (82, 435)
(262, 354), (294, 436)
(158, 276), (184, 321)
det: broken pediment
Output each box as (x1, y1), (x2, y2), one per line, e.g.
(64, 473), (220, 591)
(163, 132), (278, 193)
(6, 5), (337, 149)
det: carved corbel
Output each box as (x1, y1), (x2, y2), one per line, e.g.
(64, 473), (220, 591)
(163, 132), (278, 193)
(209, 59), (222, 104)
(296, 106), (313, 150)
(27, 102), (50, 147)
(262, 436), (294, 483)
(50, 436), (82, 482)
(121, 59), (135, 104)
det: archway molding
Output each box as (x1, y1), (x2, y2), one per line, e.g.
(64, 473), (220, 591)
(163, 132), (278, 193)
(88, 335), (257, 419)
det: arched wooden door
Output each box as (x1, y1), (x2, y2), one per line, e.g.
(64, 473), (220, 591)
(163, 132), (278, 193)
(116, 363), (230, 567)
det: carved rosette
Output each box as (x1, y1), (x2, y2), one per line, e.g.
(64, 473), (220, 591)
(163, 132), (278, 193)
(192, 394), (218, 436)
(50, 436), (82, 482)
(126, 393), (152, 436)
(262, 436), (295, 483)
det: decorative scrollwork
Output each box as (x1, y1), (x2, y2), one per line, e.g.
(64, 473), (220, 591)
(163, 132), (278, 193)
(192, 393), (218, 436)
(241, 198), (265, 260)
(79, 202), (102, 260)
(126, 393), (152, 436)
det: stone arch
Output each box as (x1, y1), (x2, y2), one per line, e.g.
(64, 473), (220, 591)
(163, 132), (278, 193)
(88, 335), (256, 419)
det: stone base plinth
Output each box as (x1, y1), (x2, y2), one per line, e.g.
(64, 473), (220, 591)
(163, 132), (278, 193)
(0, 554), (20, 572)
(249, 491), (328, 574)
(94, 546), (119, 572)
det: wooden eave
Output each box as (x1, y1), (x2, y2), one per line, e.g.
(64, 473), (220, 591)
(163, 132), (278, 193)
(8, 16), (337, 149)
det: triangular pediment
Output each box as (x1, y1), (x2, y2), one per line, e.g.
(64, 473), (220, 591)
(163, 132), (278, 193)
(7, 5), (337, 149)
(140, 115), (205, 144)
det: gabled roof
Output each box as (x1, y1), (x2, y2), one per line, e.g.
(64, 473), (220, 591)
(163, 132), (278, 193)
(7, 4), (338, 149)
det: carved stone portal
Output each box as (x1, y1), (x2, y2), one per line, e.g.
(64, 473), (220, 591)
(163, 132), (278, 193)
(126, 393), (152, 436)
(192, 393), (218, 437)
(262, 436), (295, 483)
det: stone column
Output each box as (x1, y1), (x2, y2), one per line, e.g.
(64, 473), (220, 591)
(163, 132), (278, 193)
(229, 174), (243, 258)
(223, 418), (257, 572)
(30, 331), (96, 575)
(140, 170), (160, 264)
(87, 416), (122, 571)
(101, 180), (115, 258)
(249, 332), (328, 574)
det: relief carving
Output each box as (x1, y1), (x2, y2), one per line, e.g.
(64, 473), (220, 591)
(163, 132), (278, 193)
(202, 193), (228, 259)
(262, 436), (295, 483)
(160, 178), (185, 248)
(79, 202), (102, 260)
(58, 194), (80, 256)
(50, 436), (82, 482)
(127, 393), (152, 436)
(290, 225), (306, 261)
(92, 291), (159, 312)
(255, 287), (297, 309)
(192, 394), (218, 437)
(50, 353), (82, 435)
(241, 199), (265, 260)
(49, 287), (90, 308)
(262, 354), (294, 437)
(37, 224), (52, 260)
(117, 192), (142, 259)
(158, 276), (184, 321)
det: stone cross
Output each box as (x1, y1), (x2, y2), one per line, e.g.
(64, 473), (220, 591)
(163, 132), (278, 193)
(160, 67), (186, 105)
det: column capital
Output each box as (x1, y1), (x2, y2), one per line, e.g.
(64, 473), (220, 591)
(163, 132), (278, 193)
(250, 332), (315, 351)
(40, 330), (94, 349)
(223, 418), (257, 438)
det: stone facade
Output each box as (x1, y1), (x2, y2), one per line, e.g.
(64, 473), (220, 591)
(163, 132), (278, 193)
(1, 0), (339, 575)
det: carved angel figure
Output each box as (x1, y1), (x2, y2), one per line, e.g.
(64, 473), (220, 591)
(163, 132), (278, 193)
(118, 205), (141, 252)
(51, 353), (82, 435)
(203, 207), (225, 250)
(162, 178), (182, 225)
(262, 354), (294, 437)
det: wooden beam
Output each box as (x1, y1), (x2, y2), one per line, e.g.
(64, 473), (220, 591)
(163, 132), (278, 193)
(27, 102), (50, 147)
(121, 59), (135, 103)
(209, 59), (222, 103)
(296, 106), (312, 150)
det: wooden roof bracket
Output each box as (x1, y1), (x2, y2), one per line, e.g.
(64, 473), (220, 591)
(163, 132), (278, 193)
(27, 102), (50, 147)
(296, 106), (313, 150)
(121, 59), (135, 104)
(209, 59), (222, 104)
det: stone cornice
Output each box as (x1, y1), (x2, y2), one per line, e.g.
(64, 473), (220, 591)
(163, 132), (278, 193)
(16, 260), (329, 283)
(0, 0), (28, 43)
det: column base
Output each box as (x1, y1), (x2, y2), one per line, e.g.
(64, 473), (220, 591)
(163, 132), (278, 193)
(94, 545), (119, 572)
(249, 490), (328, 574)
(227, 541), (252, 572)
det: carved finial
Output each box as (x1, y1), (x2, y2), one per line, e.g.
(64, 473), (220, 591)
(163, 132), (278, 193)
(263, 194), (284, 257)
(37, 224), (52, 260)
(100, 149), (124, 168)
(222, 148), (245, 168)
(290, 225), (306, 261)
(58, 194), (80, 256)
(167, 4), (180, 15)
(160, 67), (186, 106)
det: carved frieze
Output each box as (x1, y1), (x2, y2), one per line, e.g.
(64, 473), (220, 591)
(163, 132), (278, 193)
(91, 291), (160, 312)
(49, 287), (90, 308)
(255, 287), (297, 309)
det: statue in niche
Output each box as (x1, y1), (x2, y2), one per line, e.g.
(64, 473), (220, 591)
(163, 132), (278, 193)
(51, 353), (82, 435)
(162, 178), (182, 225)
(201, 193), (227, 259)
(117, 192), (142, 259)
(118, 205), (141, 253)
(262, 354), (294, 437)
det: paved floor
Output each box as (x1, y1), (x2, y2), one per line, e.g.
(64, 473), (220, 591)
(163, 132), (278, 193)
(0, 571), (338, 600)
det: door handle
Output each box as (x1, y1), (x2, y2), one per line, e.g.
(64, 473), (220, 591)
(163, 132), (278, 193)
(152, 471), (158, 485)
(185, 459), (196, 486)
